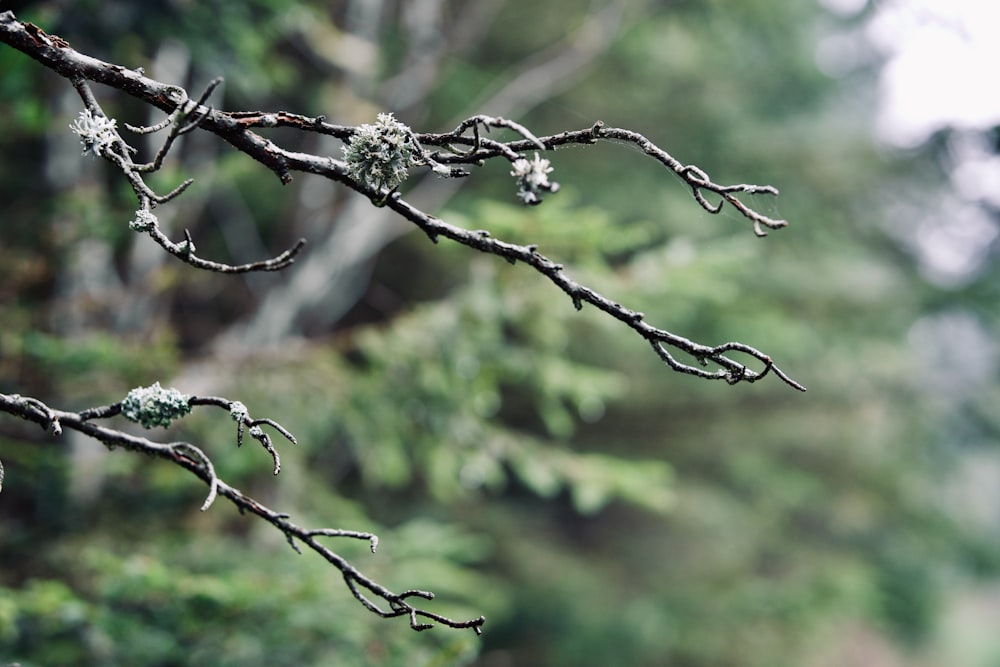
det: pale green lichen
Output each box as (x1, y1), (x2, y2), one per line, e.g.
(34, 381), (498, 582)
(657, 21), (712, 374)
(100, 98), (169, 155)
(129, 209), (158, 232)
(342, 113), (417, 193)
(121, 382), (191, 429)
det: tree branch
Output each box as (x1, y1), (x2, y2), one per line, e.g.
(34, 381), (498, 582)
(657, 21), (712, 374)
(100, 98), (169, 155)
(0, 391), (485, 634)
(0, 10), (803, 390)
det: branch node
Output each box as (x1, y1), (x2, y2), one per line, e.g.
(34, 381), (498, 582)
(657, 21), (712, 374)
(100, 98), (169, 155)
(409, 610), (434, 632)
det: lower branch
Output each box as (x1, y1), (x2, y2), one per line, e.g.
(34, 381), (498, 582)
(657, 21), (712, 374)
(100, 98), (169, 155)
(0, 391), (485, 634)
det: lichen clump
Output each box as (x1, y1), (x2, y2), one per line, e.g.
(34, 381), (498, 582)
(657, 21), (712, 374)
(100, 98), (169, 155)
(342, 112), (417, 194)
(69, 108), (119, 157)
(510, 152), (558, 205)
(121, 382), (191, 429)
(129, 209), (158, 232)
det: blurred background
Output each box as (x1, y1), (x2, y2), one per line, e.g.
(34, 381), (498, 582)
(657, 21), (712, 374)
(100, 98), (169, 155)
(2, 1), (999, 665)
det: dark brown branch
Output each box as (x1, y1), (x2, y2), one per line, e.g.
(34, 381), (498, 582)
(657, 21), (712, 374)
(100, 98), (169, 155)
(0, 9), (803, 389)
(0, 391), (485, 634)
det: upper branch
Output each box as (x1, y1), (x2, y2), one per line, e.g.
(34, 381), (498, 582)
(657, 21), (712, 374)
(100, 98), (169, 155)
(0, 10), (804, 391)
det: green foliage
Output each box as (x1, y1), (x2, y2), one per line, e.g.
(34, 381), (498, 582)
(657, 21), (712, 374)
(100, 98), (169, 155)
(325, 249), (675, 514)
(0, 49), (50, 134)
(0, 532), (485, 667)
(5, 330), (179, 399)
